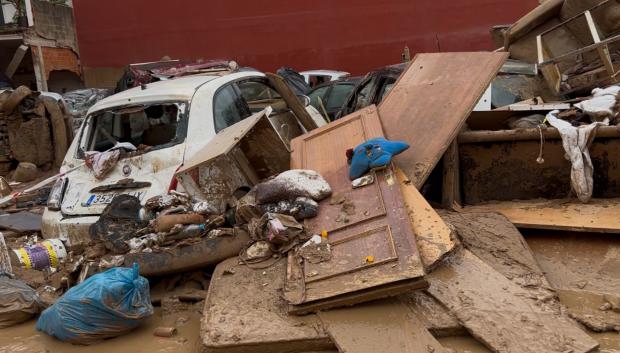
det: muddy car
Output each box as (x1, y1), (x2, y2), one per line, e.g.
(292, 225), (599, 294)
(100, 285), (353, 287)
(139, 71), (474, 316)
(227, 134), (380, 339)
(308, 76), (361, 121)
(42, 71), (321, 246)
(336, 63), (406, 119)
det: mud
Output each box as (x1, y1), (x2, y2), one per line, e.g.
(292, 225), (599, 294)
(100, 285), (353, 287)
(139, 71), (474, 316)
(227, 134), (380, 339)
(0, 307), (201, 353)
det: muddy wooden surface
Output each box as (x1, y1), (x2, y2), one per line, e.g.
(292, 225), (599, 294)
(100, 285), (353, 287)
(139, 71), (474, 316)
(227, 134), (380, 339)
(402, 291), (465, 337)
(318, 298), (447, 353)
(459, 138), (620, 204)
(397, 168), (457, 270)
(288, 106), (426, 313)
(378, 52), (507, 189)
(427, 249), (599, 353)
(465, 198), (620, 233)
(202, 257), (334, 353)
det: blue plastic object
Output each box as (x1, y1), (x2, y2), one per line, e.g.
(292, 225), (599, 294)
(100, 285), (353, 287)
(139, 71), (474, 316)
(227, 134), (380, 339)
(348, 137), (409, 180)
(36, 263), (153, 344)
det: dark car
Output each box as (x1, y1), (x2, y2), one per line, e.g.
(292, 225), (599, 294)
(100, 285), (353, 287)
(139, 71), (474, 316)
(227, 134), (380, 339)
(307, 77), (361, 121)
(336, 62), (407, 119)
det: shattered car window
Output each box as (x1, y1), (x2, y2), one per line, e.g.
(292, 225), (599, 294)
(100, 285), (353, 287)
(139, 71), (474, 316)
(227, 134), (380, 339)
(238, 80), (281, 102)
(326, 84), (354, 110)
(80, 102), (187, 156)
(214, 84), (251, 132)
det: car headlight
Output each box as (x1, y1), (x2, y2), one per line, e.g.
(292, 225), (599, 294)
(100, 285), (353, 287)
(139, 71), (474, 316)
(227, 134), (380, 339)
(47, 177), (68, 211)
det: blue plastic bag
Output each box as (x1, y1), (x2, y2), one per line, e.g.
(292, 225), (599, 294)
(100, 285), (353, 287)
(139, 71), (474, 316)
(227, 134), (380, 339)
(348, 137), (409, 180)
(36, 263), (153, 344)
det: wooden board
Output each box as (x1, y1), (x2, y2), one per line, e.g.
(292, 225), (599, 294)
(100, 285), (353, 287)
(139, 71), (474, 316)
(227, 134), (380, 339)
(401, 291), (465, 337)
(201, 258), (335, 353)
(318, 298), (447, 353)
(378, 52), (508, 189)
(463, 198), (620, 233)
(266, 73), (318, 131)
(427, 249), (599, 353)
(287, 105), (426, 314)
(396, 168), (457, 270)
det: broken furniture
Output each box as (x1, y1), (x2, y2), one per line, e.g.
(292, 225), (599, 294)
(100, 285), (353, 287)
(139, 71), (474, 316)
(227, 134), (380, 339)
(176, 108), (293, 213)
(537, 0), (620, 94)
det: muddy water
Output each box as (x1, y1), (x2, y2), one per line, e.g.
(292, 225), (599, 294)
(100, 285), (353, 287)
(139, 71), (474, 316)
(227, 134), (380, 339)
(0, 307), (201, 353)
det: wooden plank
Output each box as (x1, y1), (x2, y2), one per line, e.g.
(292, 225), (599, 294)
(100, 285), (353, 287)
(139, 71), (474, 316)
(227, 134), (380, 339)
(401, 291), (465, 337)
(427, 249), (599, 353)
(266, 73), (318, 132)
(378, 52), (508, 189)
(441, 140), (460, 209)
(395, 168), (457, 270)
(287, 105), (426, 313)
(201, 258), (334, 353)
(463, 198), (620, 233)
(4, 45), (28, 79)
(439, 211), (554, 299)
(317, 299), (447, 353)
(584, 10), (616, 77)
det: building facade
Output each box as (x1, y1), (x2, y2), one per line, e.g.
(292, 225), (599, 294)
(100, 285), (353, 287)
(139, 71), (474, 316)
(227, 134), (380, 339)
(73, 0), (538, 88)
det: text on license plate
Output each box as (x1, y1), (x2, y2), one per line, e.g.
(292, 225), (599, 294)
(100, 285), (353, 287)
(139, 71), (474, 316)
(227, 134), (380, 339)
(84, 191), (145, 206)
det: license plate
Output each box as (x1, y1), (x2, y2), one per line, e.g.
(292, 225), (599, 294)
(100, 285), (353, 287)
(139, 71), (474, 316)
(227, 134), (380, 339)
(83, 191), (145, 207)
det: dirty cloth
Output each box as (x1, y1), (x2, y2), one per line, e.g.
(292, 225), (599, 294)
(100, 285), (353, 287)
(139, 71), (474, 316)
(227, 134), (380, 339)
(574, 85), (620, 120)
(348, 137), (409, 180)
(259, 197), (318, 220)
(248, 213), (304, 249)
(36, 264), (153, 344)
(276, 67), (311, 96)
(0, 276), (42, 328)
(85, 150), (120, 180)
(546, 110), (608, 203)
(255, 170), (331, 204)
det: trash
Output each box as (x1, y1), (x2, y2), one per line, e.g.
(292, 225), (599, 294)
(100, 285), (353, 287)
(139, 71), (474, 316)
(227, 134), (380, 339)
(265, 213), (304, 245)
(298, 235), (331, 264)
(192, 201), (218, 215)
(89, 195), (145, 254)
(0, 211), (42, 233)
(98, 255), (126, 270)
(13, 162), (38, 182)
(62, 88), (112, 132)
(13, 239), (67, 270)
(0, 177), (11, 197)
(347, 137), (409, 180)
(165, 223), (207, 242)
(507, 114), (545, 129)
(546, 110), (608, 203)
(259, 197), (319, 220)
(574, 85), (620, 120)
(153, 326), (177, 337)
(242, 241), (273, 262)
(84, 149), (121, 180)
(275, 67), (312, 96)
(36, 263), (153, 344)
(0, 276), (42, 328)
(154, 213), (206, 233)
(255, 169), (332, 204)
(352, 174), (375, 188)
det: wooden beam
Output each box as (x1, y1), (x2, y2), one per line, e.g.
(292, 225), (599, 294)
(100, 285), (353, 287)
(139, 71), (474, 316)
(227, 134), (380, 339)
(442, 139), (460, 209)
(4, 44), (28, 79)
(585, 10), (616, 78)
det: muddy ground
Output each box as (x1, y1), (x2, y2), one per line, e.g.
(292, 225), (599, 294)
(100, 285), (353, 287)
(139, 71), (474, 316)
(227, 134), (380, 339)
(0, 230), (618, 353)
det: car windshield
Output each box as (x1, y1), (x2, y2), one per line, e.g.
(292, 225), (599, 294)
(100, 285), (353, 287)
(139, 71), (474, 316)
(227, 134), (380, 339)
(78, 101), (188, 158)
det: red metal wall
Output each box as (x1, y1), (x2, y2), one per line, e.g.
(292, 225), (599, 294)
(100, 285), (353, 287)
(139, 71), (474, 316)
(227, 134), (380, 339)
(73, 0), (536, 75)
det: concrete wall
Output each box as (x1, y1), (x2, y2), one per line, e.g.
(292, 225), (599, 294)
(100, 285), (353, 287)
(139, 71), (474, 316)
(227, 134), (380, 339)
(73, 0), (538, 85)
(31, 0), (77, 51)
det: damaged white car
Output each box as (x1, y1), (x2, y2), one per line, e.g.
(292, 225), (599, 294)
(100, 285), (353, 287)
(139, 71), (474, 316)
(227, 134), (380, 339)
(42, 70), (325, 246)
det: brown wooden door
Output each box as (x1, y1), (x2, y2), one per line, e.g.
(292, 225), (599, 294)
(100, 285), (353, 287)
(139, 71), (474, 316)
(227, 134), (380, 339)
(286, 105), (426, 314)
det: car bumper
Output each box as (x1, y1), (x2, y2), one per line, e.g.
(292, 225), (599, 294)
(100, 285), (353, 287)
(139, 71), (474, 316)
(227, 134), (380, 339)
(41, 209), (99, 248)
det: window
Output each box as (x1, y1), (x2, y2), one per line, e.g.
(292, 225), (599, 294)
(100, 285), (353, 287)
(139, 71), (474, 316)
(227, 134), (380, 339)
(355, 79), (375, 111)
(326, 84), (354, 111)
(213, 85), (251, 132)
(308, 86), (329, 111)
(377, 77), (397, 103)
(238, 80), (281, 102)
(83, 102), (186, 154)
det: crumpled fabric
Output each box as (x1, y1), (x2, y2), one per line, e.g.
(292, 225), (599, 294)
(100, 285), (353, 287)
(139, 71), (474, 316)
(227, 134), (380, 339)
(0, 276), (42, 328)
(255, 170), (331, 204)
(85, 149), (120, 180)
(574, 85), (620, 120)
(546, 110), (608, 203)
(348, 137), (409, 180)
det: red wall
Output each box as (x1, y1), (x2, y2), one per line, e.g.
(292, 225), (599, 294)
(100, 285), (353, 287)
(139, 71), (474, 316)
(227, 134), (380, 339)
(73, 0), (536, 75)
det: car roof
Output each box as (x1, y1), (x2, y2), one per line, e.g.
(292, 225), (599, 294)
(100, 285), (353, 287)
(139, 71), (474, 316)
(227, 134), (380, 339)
(89, 74), (229, 113)
(301, 70), (350, 76)
(309, 76), (362, 92)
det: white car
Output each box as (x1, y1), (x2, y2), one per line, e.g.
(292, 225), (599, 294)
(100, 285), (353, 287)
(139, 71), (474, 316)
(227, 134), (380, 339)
(42, 71), (323, 246)
(300, 70), (350, 87)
